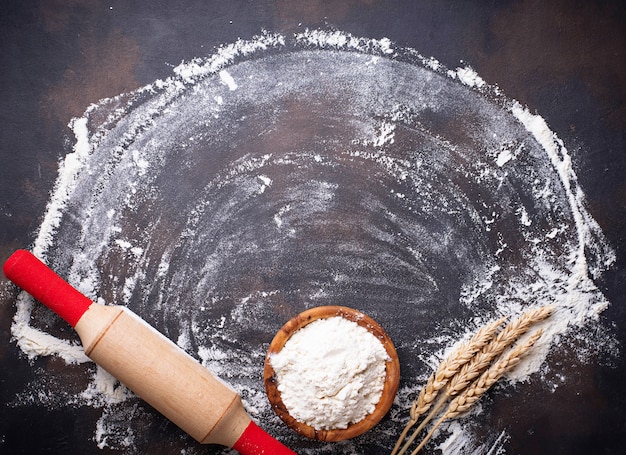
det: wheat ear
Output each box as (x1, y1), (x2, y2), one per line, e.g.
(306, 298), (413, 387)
(447, 328), (544, 418)
(410, 328), (544, 455)
(399, 329), (512, 454)
(444, 305), (552, 398)
(397, 306), (552, 455)
(390, 317), (505, 455)
(414, 316), (507, 417)
(392, 317), (505, 455)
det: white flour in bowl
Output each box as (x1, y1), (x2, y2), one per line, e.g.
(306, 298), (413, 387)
(270, 316), (390, 430)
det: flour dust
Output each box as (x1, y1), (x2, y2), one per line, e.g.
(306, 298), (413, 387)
(8, 29), (615, 454)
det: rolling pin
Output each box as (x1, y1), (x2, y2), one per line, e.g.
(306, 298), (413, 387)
(3, 249), (296, 455)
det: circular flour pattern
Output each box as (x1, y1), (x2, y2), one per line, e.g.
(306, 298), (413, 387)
(10, 30), (615, 454)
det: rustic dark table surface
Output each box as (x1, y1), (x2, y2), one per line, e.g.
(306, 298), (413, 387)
(1, 1), (625, 454)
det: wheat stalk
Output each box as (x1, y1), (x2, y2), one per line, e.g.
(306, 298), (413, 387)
(389, 317), (506, 455)
(393, 306), (552, 455)
(396, 328), (513, 455)
(410, 328), (544, 455)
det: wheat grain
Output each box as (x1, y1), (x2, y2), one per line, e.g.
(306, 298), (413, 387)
(392, 306), (552, 455)
(444, 305), (552, 399)
(446, 328), (544, 419)
(409, 328), (544, 455)
(412, 317), (506, 418)
(392, 317), (505, 455)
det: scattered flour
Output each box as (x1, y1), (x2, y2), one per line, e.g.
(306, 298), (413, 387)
(219, 69), (238, 91)
(270, 316), (389, 430)
(451, 66), (487, 89)
(6, 29), (616, 454)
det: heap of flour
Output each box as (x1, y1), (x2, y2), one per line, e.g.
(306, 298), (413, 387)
(270, 316), (390, 430)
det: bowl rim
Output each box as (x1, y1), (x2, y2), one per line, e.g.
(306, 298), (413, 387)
(263, 305), (401, 442)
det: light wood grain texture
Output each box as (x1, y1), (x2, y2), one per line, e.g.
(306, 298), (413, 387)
(75, 303), (250, 447)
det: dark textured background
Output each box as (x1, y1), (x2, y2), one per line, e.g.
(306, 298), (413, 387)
(1, 1), (625, 454)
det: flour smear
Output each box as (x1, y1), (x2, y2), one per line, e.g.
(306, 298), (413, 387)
(8, 29), (616, 454)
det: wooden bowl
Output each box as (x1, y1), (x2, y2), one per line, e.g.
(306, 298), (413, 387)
(264, 306), (400, 442)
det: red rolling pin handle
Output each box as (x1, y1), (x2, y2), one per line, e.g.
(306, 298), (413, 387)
(3, 249), (92, 327)
(234, 421), (296, 455)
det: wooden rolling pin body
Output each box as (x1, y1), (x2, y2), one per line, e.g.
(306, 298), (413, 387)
(3, 250), (296, 455)
(75, 303), (247, 446)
